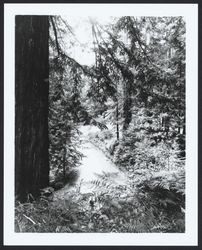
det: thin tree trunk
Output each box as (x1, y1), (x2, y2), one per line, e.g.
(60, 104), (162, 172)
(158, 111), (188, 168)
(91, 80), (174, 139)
(123, 80), (132, 130)
(63, 146), (66, 180)
(116, 101), (119, 141)
(15, 16), (49, 201)
(183, 116), (185, 135)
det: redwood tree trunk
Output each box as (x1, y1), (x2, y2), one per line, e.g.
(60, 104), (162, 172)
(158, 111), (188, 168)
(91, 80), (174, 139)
(15, 16), (49, 201)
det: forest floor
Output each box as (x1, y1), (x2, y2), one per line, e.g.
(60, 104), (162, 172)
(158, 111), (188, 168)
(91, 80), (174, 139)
(15, 126), (185, 233)
(53, 126), (128, 198)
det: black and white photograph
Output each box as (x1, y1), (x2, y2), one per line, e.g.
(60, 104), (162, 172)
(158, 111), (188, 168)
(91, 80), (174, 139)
(4, 3), (198, 246)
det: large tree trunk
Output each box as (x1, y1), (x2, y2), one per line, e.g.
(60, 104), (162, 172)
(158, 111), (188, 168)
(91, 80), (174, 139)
(15, 16), (49, 202)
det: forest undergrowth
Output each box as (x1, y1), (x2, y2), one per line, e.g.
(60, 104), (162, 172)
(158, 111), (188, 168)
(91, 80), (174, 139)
(15, 177), (185, 233)
(15, 125), (185, 233)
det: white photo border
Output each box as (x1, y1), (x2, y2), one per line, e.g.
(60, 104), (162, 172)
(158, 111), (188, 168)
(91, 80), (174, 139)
(4, 3), (198, 246)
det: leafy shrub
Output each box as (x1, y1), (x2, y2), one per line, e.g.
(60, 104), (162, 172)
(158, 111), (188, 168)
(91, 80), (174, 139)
(15, 171), (185, 233)
(86, 122), (185, 233)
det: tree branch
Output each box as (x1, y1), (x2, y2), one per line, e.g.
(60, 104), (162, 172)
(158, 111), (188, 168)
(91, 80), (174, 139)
(50, 16), (61, 56)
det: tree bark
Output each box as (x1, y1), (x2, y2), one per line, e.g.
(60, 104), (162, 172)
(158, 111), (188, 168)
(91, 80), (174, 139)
(116, 101), (119, 140)
(123, 80), (132, 130)
(15, 16), (49, 201)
